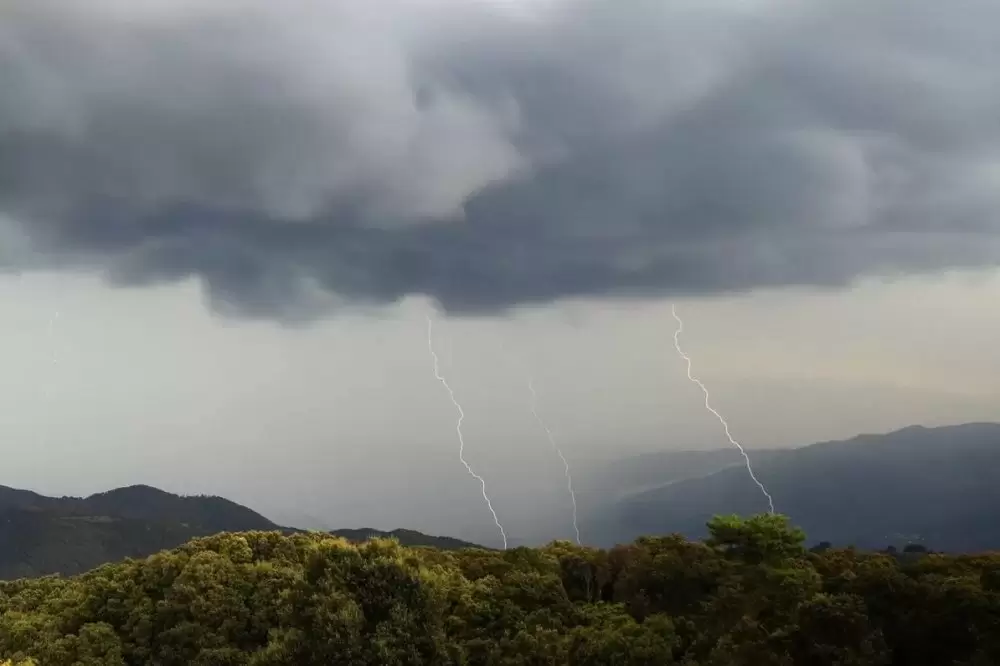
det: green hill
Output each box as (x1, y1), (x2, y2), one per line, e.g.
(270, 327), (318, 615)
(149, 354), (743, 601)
(2, 515), (999, 665)
(328, 527), (482, 550)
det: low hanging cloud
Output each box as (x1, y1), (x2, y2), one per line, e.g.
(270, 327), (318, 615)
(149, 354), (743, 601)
(2, 0), (1000, 319)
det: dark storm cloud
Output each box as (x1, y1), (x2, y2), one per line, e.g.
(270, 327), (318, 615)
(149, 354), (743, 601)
(2, 0), (1000, 318)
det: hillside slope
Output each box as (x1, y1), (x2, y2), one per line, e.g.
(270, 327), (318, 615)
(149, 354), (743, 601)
(608, 423), (1000, 551)
(329, 527), (482, 550)
(0, 484), (281, 579)
(0, 484), (483, 579)
(2, 516), (998, 665)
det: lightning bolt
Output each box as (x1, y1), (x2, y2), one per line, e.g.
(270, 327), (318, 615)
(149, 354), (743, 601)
(426, 316), (508, 549)
(670, 304), (775, 514)
(527, 377), (581, 545)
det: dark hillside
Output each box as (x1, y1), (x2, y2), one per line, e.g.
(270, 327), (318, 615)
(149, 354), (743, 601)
(81, 485), (277, 532)
(0, 484), (483, 578)
(0, 485), (279, 579)
(613, 423), (1000, 551)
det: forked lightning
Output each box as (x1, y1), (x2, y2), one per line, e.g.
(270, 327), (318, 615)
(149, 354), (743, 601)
(670, 305), (775, 514)
(426, 316), (509, 549)
(527, 377), (581, 545)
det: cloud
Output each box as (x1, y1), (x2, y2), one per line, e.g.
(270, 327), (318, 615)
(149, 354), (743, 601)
(2, 0), (999, 319)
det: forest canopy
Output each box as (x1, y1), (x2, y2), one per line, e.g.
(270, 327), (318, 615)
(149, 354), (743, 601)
(1, 514), (998, 665)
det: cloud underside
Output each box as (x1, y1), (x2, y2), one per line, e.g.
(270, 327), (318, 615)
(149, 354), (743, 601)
(2, 0), (999, 319)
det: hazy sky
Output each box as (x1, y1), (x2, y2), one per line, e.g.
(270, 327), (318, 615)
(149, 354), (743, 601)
(1, 0), (998, 546)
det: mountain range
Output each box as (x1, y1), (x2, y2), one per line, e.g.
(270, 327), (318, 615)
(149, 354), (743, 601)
(1, 422), (998, 579)
(582, 422), (1000, 552)
(0, 484), (479, 579)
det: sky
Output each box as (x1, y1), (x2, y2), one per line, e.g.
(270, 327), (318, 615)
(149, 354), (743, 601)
(1, 0), (998, 546)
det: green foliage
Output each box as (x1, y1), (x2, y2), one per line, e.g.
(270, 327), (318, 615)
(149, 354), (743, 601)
(1, 516), (998, 665)
(706, 514), (807, 565)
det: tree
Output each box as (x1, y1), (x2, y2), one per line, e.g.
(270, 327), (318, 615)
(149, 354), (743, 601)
(705, 514), (807, 566)
(2, 518), (999, 666)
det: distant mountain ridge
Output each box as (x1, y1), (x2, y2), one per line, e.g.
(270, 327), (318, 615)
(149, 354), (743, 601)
(4, 422), (998, 579)
(0, 484), (282, 579)
(328, 528), (482, 550)
(593, 422), (1000, 552)
(0, 484), (481, 579)
(0, 483), (278, 532)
